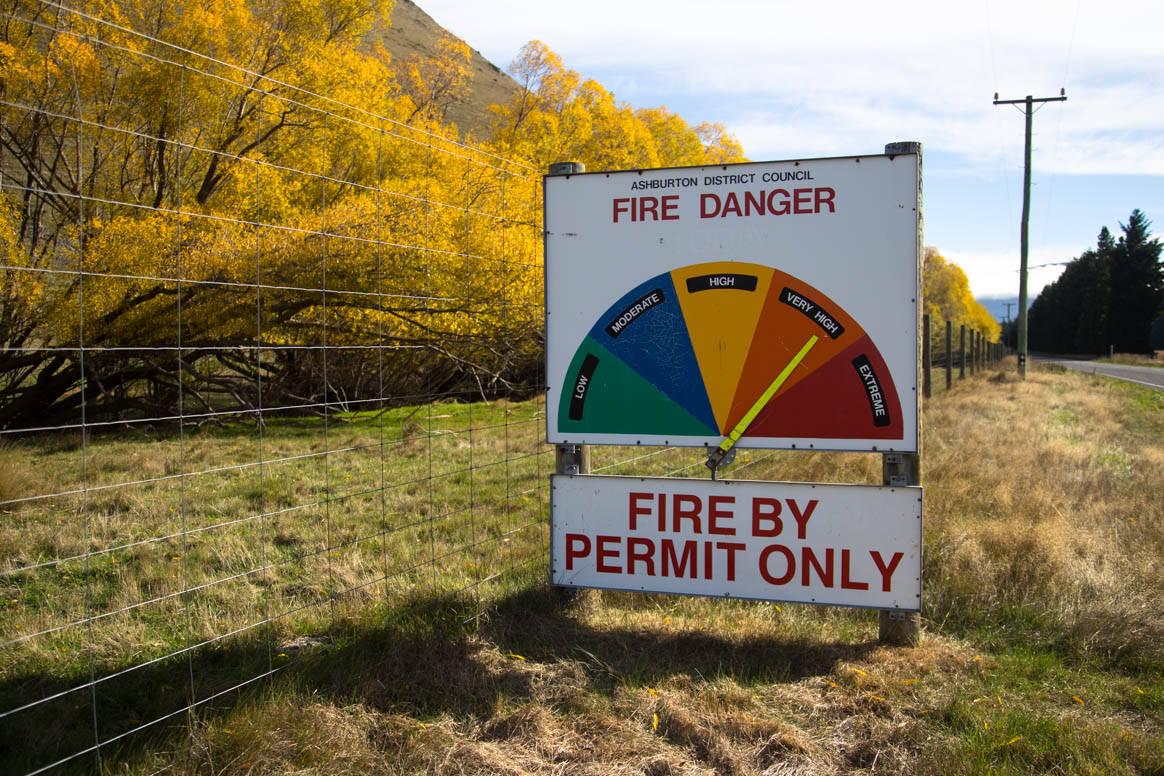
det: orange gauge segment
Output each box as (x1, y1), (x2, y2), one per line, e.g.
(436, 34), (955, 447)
(725, 270), (866, 433)
(672, 262), (774, 432)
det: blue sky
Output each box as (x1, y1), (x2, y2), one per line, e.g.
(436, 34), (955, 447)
(416, 0), (1164, 302)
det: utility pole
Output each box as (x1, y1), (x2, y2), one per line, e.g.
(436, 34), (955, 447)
(1003, 301), (1015, 350)
(993, 90), (1066, 379)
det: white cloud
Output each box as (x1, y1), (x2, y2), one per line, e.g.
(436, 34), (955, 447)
(420, 0), (1164, 174)
(417, 0), (1164, 293)
(945, 244), (1082, 299)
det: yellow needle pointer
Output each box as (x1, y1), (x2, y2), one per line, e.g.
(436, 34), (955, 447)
(706, 334), (820, 473)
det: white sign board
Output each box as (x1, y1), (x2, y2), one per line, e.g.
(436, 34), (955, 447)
(545, 155), (920, 453)
(551, 474), (922, 610)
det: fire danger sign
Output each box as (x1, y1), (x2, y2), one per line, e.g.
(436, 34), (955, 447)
(544, 154), (921, 453)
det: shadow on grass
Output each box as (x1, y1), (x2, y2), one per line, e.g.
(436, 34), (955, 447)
(0, 584), (877, 774)
(481, 586), (880, 688)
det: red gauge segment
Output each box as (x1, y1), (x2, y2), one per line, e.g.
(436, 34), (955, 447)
(741, 335), (904, 440)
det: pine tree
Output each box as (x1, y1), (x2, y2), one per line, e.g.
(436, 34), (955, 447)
(1073, 228), (1113, 353)
(1030, 213), (1161, 355)
(1108, 210), (1163, 353)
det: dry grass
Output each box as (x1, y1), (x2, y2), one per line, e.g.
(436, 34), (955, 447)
(133, 621), (992, 775)
(1100, 351), (1164, 367)
(127, 597), (1160, 776)
(3, 364), (1164, 774)
(0, 440), (35, 505)
(922, 365), (1164, 670)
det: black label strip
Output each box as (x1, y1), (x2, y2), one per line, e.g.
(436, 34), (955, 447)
(778, 287), (845, 339)
(851, 354), (892, 427)
(568, 353), (600, 421)
(685, 274), (759, 293)
(604, 288), (665, 339)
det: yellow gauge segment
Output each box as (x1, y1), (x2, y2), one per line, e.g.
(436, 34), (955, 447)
(672, 262), (774, 432)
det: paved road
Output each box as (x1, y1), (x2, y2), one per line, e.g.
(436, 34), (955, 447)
(1034, 356), (1164, 390)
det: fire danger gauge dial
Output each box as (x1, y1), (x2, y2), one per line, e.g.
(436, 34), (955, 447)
(558, 261), (903, 443)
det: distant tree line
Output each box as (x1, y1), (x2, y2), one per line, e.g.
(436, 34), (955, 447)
(1028, 210), (1163, 355)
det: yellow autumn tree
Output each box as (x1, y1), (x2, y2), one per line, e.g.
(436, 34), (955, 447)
(695, 121), (747, 165)
(0, 0), (548, 428)
(1, 10), (745, 428)
(396, 33), (472, 125)
(490, 40), (747, 172)
(923, 247), (1001, 350)
(636, 107), (710, 167)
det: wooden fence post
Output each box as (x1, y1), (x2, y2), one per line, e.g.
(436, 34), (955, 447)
(879, 453), (921, 645)
(922, 314), (931, 398)
(549, 160), (589, 606)
(959, 325), (966, 380)
(945, 320), (953, 390)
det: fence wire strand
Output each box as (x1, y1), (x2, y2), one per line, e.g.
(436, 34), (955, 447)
(0, 3), (814, 771)
(0, 4), (551, 772)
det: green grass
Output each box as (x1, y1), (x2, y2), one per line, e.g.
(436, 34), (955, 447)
(0, 397), (554, 772)
(2, 365), (1163, 774)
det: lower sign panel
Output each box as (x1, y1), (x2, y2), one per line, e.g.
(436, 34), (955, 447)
(551, 475), (922, 611)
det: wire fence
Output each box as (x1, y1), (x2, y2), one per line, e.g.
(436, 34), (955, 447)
(0, 3), (556, 772)
(922, 314), (1007, 397)
(0, 5), (1008, 772)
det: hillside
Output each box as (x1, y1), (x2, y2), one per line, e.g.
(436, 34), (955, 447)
(365, 0), (520, 139)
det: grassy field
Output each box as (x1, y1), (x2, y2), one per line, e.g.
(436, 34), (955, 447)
(2, 362), (1163, 774)
(0, 397), (552, 772)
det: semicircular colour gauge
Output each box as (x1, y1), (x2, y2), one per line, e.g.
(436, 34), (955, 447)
(557, 261), (903, 443)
